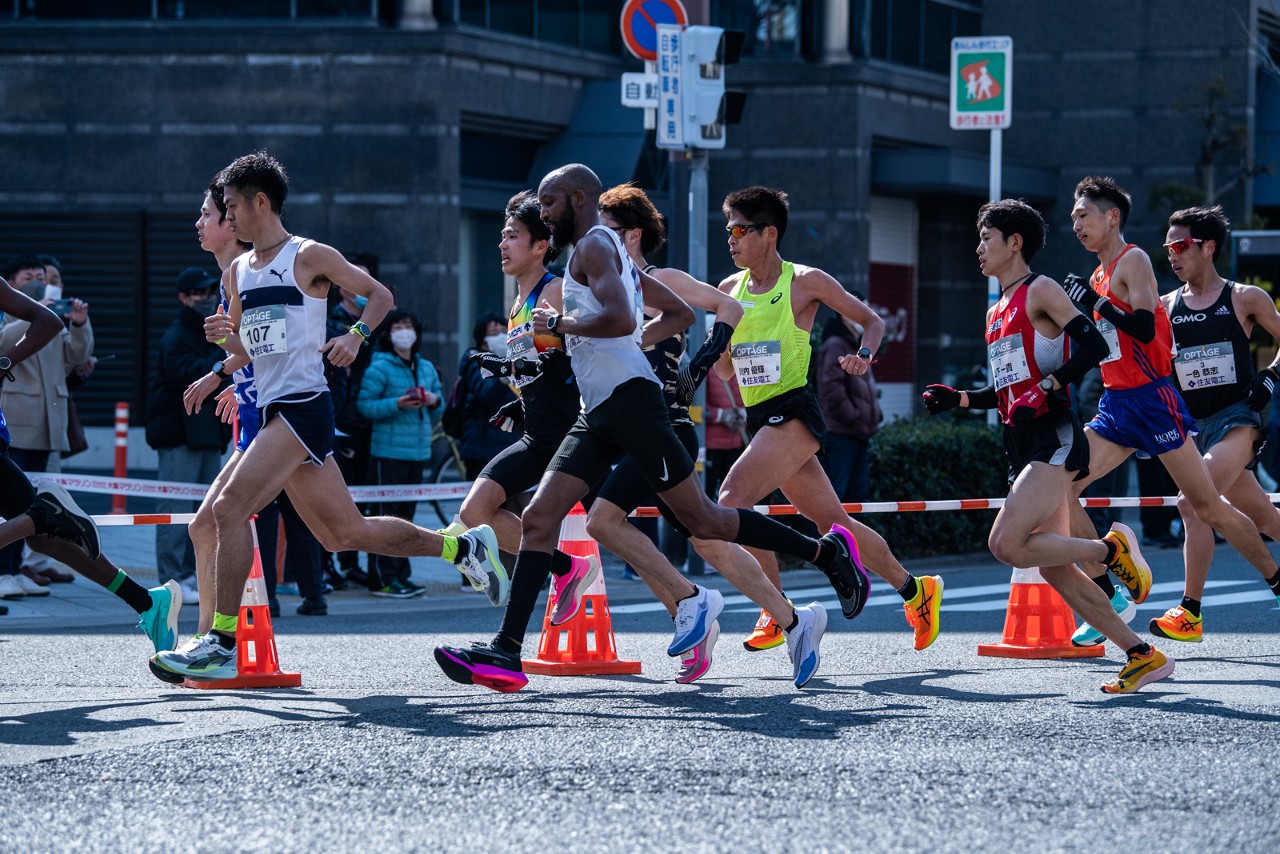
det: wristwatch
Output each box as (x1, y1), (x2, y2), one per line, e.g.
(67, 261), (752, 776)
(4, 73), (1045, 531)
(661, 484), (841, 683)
(0, 355), (12, 381)
(857, 347), (872, 359)
(1038, 377), (1054, 392)
(546, 313), (560, 333)
(212, 360), (231, 379)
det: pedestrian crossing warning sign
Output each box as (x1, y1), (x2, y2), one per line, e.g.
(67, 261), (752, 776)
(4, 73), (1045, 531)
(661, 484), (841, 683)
(950, 36), (1012, 130)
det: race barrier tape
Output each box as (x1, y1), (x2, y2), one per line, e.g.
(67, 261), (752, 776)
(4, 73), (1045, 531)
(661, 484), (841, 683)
(38, 473), (473, 503)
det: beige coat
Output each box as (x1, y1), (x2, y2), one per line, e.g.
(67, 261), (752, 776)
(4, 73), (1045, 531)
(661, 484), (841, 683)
(0, 316), (93, 451)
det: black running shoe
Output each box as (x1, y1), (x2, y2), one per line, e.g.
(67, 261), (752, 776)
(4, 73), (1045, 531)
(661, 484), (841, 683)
(297, 596), (328, 615)
(30, 481), (100, 560)
(433, 641), (528, 693)
(148, 658), (185, 685)
(820, 524), (870, 620)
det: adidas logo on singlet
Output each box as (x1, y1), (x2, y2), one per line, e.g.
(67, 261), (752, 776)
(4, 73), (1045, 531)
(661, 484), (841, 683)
(1215, 304), (1231, 315)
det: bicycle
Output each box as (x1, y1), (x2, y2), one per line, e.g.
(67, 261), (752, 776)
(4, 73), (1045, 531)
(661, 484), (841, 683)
(430, 422), (469, 527)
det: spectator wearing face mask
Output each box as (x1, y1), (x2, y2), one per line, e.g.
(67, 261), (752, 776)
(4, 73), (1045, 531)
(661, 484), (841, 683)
(143, 267), (231, 596)
(356, 308), (442, 597)
(455, 312), (520, 479)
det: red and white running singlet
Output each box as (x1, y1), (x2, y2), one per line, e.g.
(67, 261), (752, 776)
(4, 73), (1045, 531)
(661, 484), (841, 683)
(1092, 244), (1175, 390)
(986, 278), (1068, 424)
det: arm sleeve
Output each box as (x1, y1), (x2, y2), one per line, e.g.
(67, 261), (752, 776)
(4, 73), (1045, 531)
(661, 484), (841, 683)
(1096, 301), (1155, 343)
(965, 386), (999, 410)
(1050, 315), (1110, 388)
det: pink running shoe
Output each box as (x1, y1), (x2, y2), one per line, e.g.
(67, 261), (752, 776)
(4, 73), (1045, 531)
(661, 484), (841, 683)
(550, 553), (601, 625)
(676, 620), (720, 684)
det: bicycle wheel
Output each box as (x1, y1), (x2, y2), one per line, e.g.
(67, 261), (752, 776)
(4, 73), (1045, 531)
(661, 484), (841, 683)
(431, 453), (467, 527)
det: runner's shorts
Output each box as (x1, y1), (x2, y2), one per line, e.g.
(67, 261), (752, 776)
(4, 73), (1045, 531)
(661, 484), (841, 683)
(262, 392), (335, 467)
(549, 377), (695, 494)
(1191, 398), (1264, 469)
(745, 387), (826, 444)
(1004, 409), (1090, 485)
(1088, 377), (1198, 459)
(236, 402), (261, 453)
(479, 433), (564, 497)
(596, 421), (699, 531)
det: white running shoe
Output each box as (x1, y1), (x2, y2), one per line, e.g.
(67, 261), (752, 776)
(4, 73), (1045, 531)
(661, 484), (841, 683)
(785, 602), (828, 689)
(668, 585), (724, 657)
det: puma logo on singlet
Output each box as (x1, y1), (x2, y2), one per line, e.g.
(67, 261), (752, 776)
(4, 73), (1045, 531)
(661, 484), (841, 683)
(771, 292), (784, 304)
(268, 268), (287, 282)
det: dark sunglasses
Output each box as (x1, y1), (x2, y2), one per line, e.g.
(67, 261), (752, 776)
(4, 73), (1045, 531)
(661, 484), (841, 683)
(1163, 237), (1205, 255)
(726, 223), (768, 239)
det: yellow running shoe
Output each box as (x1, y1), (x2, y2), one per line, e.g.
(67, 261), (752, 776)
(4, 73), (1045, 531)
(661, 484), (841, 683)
(743, 609), (785, 651)
(1150, 606), (1203, 643)
(1103, 522), (1152, 604)
(1101, 646), (1174, 694)
(903, 575), (944, 650)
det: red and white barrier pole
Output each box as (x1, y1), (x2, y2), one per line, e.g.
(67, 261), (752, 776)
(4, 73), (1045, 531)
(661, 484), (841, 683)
(112, 402), (128, 514)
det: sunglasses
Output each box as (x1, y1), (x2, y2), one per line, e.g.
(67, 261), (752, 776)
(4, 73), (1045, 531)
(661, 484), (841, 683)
(1163, 237), (1205, 255)
(726, 223), (768, 239)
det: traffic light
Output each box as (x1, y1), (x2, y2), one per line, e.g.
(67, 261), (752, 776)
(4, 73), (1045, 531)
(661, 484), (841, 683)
(679, 26), (746, 149)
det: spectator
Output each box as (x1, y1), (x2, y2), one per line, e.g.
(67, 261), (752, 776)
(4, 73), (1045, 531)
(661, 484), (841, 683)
(357, 308), (442, 597)
(144, 267), (230, 600)
(455, 312), (520, 479)
(0, 254), (93, 590)
(323, 254), (378, 588)
(704, 374), (748, 501)
(817, 312), (882, 502)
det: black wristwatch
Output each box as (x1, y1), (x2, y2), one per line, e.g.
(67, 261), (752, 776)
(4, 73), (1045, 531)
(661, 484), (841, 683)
(857, 347), (872, 359)
(212, 360), (231, 379)
(1038, 377), (1054, 392)
(0, 355), (12, 382)
(546, 313), (560, 333)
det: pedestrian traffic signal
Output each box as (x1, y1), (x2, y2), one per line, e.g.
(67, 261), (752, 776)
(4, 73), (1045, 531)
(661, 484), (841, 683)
(678, 26), (747, 150)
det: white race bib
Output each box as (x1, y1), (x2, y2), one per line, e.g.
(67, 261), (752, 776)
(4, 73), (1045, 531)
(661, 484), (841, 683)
(1096, 318), (1122, 364)
(1173, 342), (1236, 390)
(240, 305), (288, 359)
(731, 340), (782, 388)
(987, 334), (1032, 391)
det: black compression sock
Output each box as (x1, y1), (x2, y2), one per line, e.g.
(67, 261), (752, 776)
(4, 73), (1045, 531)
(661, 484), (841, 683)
(210, 630), (236, 649)
(1180, 596), (1202, 618)
(493, 634), (522, 655)
(1267, 570), (1280, 596)
(112, 574), (154, 615)
(497, 550), (554, 648)
(814, 538), (836, 568)
(1102, 539), (1119, 566)
(1092, 573), (1117, 598)
(734, 509), (823, 563)
(550, 549), (573, 578)
(896, 576), (918, 602)
(1125, 642), (1151, 658)
(785, 611), (799, 632)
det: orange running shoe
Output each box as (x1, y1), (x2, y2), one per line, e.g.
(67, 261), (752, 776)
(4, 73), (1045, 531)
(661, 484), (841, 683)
(1150, 606), (1203, 643)
(1104, 522), (1152, 604)
(1101, 646), (1174, 694)
(903, 575), (944, 650)
(742, 609), (785, 651)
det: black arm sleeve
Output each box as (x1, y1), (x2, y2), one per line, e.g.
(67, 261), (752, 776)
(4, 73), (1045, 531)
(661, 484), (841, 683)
(1096, 300), (1156, 343)
(1050, 315), (1110, 388)
(965, 386), (998, 410)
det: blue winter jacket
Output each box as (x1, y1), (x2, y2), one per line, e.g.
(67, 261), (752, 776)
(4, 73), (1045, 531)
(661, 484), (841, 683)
(357, 350), (443, 462)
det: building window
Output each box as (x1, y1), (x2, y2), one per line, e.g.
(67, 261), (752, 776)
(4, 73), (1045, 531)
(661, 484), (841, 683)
(441, 1), (625, 55)
(11, 0), (379, 19)
(852, 0), (983, 75)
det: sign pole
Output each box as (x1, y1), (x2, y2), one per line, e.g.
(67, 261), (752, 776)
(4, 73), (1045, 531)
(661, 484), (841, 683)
(684, 148), (709, 575)
(987, 126), (1002, 427)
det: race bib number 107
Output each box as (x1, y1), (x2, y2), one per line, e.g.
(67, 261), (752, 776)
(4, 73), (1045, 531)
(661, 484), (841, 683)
(241, 304), (288, 358)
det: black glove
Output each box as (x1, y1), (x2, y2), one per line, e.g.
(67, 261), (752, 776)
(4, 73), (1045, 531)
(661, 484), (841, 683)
(676, 321), (734, 406)
(1060, 273), (1103, 313)
(1248, 367), (1280, 412)
(922, 384), (961, 415)
(490, 399), (524, 433)
(470, 351), (513, 379)
(535, 347), (574, 384)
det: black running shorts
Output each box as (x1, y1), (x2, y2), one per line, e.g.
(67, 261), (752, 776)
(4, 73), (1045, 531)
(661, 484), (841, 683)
(479, 434), (560, 497)
(596, 421), (699, 530)
(262, 392), (336, 467)
(745, 387), (826, 444)
(1003, 409), (1090, 485)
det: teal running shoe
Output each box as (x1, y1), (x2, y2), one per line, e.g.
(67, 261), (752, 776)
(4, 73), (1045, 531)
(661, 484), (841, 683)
(137, 580), (182, 654)
(1071, 584), (1135, 647)
(153, 633), (237, 681)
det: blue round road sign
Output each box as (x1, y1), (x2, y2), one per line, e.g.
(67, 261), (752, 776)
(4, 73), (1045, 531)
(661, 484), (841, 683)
(620, 0), (688, 62)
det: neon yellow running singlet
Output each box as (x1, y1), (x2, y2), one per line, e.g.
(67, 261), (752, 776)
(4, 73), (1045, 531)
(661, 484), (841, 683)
(728, 261), (810, 408)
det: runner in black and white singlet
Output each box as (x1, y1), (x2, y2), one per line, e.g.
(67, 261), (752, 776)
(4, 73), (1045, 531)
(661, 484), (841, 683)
(154, 151), (508, 684)
(1153, 204), (1280, 643)
(434, 164), (869, 694)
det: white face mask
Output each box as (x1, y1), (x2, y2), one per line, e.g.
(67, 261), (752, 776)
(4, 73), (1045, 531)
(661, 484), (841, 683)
(390, 329), (417, 351)
(484, 333), (508, 357)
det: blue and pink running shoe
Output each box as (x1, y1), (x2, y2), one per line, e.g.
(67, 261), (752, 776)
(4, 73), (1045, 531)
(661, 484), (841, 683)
(434, 641), (528, 693)
(822, 524), (871, 620)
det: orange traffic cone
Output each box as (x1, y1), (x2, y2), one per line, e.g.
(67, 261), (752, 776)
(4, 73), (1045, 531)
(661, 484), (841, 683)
(188, 526), (302, 689)
(977, 567), (1104, 659)
(524, 506), (641, 677)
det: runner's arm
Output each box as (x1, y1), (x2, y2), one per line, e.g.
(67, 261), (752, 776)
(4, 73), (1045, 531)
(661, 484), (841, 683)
(637, 269), (696, 347)
(1095, 251), (1158, 342)
(1032, 277), (1110, 389)
(544, 235), (644, 339)
(0, 277), (63, 366)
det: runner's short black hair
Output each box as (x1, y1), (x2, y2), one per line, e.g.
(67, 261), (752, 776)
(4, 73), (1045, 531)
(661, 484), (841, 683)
(506, 190), (558, 261)
(977, 199), (1048, 262)
(1074, 176), (1132, 229)
(1168, 205), (1230, 261)
(722, 186), (789, 244)
(219, 150), (289, 214)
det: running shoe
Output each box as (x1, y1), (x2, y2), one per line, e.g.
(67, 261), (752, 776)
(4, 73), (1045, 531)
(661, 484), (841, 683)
(904, 574), (944, 651)
(1150, 606), (1203, 643)
(1071, 585), (1136, 647)
(12, 572), (49, 597)
(1104, 522), (1152, 604)
(550, 553), (601, 625)
(676, 620), (720, 684)
(454, 525), (509, 607)
(137, 580), (182, 654)
(667, 585), (724, 657)
(434, 640), (528, 693)
(1101, 646), (1174, 694)
(29, 481), (100, 560)
(152, 633), (237, 682)
(784, 602), (828, 689)
(439, 519), (479, 591)
(743, 609), (785, 651)
(148, 658), (186, 685)
(822, 524), (871, 619)
(297, 596), (328, 615)
(372, 579), (424, 599)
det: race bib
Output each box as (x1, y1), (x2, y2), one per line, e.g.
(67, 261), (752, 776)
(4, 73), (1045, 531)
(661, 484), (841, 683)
(506, 320), (537, 388)
(1096, 318), (1122, 364)
(731, 340), (782, 388)
(240, 304), (288, 359)
(1173, 342), (1236, 390)
(987, 334), (1032, 391)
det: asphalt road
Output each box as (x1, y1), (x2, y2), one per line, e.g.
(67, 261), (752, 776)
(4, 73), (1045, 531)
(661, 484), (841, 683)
(3, 549), (1280, 853)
